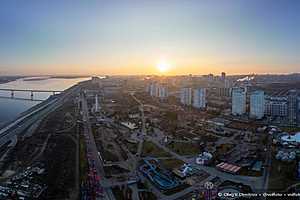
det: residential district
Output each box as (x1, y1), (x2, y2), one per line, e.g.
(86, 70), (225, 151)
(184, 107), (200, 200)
(0, 74), (300, 200)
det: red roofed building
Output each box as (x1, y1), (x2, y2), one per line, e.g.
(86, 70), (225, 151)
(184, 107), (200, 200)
(216, 162), (241, 174)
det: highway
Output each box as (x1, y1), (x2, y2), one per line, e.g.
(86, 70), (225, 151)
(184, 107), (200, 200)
(262, 134), (272, 192)
(0, 98), (58, 147)
(0, 98), (57, 136)
(0, 84), (79, 148)
(0, 82), (118, 199)
(130, 92), (146, 181)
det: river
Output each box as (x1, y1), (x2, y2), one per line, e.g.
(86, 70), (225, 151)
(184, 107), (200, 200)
(0, 77), (89, 126)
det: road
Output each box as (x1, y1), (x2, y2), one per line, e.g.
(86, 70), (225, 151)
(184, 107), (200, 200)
(109, 91), (267, 198)
(0, 85), (80, 148)
(147, 135), (263, 192)
(81, 93), (115, 200)
(130, 93), (146, 172)
(262, 135), (272, 192)
(0, 98), (57, 138)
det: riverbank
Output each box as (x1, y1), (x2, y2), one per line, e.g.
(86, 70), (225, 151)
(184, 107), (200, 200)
(0, 76), (89, 129)
(0, 76), (25, 84)
(0, 76), (90, 84)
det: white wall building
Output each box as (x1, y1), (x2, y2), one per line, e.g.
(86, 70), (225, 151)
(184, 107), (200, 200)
(149, 83), (159, 97)
(231, 87), (246, 115)
(94, 94), (100, 113)
(180, 88), (192, 105)
(250, 90), (265, 119)
(158, 84), (168, 99)
(193, 88), (206, 109)
(265, 96), (287, 117)
(288, 89), (298, 125)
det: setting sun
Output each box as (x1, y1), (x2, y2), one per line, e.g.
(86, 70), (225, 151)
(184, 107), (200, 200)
(156, 60), (171, 73)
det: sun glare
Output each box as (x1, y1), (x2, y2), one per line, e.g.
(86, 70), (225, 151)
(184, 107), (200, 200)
(156, 60), (171, 73)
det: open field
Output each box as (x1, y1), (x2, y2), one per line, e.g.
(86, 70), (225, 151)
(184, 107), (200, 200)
(167, 142), (200, 156)
(268, 157), (298, 191)
(160, 158), (184, 169)
(142, 141), (171, 157)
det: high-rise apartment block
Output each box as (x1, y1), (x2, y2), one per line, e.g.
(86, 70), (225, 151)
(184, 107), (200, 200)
(180, 88), (192, 105)
(149, 82), (168, 99)
(250, 90), (265, 119)
(193, 88), (206, 109)
(288, 90), (298, 125)
(231, 87), (246, 115)
(265, 96), (288, 117)
(158, 84), (168, 99)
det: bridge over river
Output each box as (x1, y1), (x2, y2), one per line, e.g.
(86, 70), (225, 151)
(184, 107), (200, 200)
(0, 88), (63, 100)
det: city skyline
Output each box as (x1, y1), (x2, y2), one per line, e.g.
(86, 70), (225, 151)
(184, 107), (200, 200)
(1, 1), (300, 196)
(0, 0), (300, 75)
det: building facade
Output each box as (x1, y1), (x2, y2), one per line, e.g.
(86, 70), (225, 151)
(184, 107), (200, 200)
(250, 90), (265, 119)
(149, 82), (159, 97)
(217, 87), (232, 97)
(231, 87), (246, 115)
(265, 96), (288, 117)
(221, 72), (226, 82)
(158, 84), (168, 99)
(193, 88), (206, 109)
(288, 90), (298, 125)
(180, 88), (192, 105)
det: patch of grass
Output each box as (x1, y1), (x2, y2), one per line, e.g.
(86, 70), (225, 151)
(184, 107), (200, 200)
(112, 186), (132, 200)
(102, 150), (119, 162)
(215, 143), (234, 155)
(239, 167), (262, 177)
(124, 141), (138, 154)
(97, 142), (119, 162)
(167, 142), (199, 156)
(163, 183), (190, 196)
(79, 137), (87, 182)
(142, 141), (171, 157)
(138, 192), (157, 200)
(268, 157), (298, 191)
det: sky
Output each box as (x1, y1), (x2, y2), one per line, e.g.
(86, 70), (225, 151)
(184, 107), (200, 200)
(0, 0), (299, 76)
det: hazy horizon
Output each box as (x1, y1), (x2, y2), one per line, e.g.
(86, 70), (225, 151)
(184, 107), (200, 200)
(4, 72), (300, 78)
(1, 0), (299, 75)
